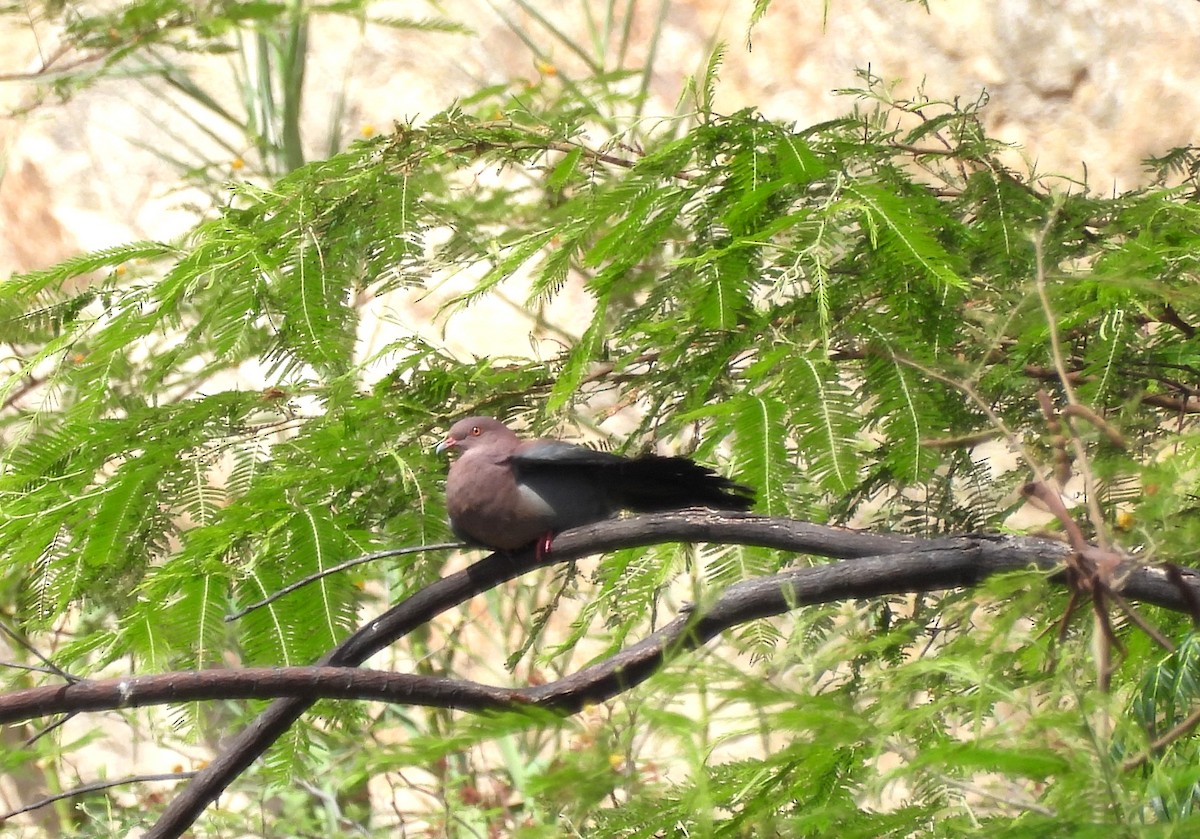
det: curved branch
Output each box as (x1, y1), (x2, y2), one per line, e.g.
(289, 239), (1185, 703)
(224, 542), (464, 621)
(0, 540), (1001, 724)
(0, 666), (523, 725)
(148, 512), (925, 838)
(0, 772), (195, 823)
(8, 535), (1195, 730)
(142, 512), (1185, 838)
(1024, 364), (1200, 414)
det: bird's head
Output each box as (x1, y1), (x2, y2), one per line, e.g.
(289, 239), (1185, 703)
(435, 416), (519, 455)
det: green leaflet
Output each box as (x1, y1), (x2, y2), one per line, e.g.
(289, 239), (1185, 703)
(848, 180), (967, 290)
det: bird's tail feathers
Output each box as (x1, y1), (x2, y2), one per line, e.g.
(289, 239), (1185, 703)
(608, 455), (755, 513)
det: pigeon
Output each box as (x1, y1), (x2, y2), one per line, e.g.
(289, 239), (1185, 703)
(436, 416), (755, 554)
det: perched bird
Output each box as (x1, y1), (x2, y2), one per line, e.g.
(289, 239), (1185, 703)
(436, 416), (755, 555)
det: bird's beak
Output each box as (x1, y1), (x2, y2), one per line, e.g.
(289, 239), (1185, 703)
(434, 436), (456, 455)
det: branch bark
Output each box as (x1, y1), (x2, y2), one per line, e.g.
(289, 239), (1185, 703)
(114, 512), (1187, 837)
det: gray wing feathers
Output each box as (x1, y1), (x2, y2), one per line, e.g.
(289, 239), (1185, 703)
(510, 440), (625, 468)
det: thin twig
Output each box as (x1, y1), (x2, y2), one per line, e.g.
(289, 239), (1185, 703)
(0, 373), (47, 410)
(1090, 589), (1120, 692)
(0, 660), (69, 677)
(0, 45), (110, 82)
(0, 772), (196, 821)
(24, 712), (74, 747)
(893, 354), (1052, 487)
(1031, 207), (1110, 552)
(224, 543), (464, 621)
(927, 769), (1057, 818)
(1122, 705), (1200, 772)
(443, 137), (697, 181)
(1024, 365), (1200, 414)
(918, 429), (1003, 449)
(1106, 589), (1174, 652)
(0, 619), (78, 683)
(1060, 404), (1126, 449)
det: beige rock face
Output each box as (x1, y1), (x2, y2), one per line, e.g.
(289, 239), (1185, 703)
(720, 1), (1200, 189)
(2, 0), (1199, 279)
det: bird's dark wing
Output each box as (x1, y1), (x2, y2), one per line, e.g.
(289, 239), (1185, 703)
(508, 440), (626, 470)
(510, 440), (754, 513)
(601, 454), (756, 512)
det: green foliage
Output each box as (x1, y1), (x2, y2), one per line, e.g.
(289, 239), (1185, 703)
(4, 3), (1200, 836)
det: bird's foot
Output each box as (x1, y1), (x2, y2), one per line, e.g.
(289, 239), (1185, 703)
(535, 531), (554, 562)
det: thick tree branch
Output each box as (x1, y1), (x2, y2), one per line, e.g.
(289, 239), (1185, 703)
(140, 512), (1187, 838)
(0, 537), (1076, 726)
(8, 534), (1197, 823)
(0, 666), (523, 725)
(148, 513), (928, 838)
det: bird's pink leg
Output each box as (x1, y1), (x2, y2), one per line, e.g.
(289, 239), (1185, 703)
(535, 531), (554, 561)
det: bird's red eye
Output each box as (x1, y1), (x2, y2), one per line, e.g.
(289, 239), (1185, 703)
(470, 426), (481, 436)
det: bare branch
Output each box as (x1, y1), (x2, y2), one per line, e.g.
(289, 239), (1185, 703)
(1166, 563), (1200, 626)
(225, 542), (464, 622)
(1154, 304), (1196, 339)
(1031, 207), (1111, 553)
(0, 773), (195, 823)
(0, 666), (522, 725)
(1060, 404), (1127, 449)
(10, 537), (1061, 727)
(143, 511), (961, 837)
(0, 518), (1193, 828)
(1024, 365), (1200, 415)
(1122, 705), (1200, 772)
(82, 509), (1187, 838)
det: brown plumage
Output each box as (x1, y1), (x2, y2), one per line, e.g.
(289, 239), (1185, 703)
(436, 416), (755, 554)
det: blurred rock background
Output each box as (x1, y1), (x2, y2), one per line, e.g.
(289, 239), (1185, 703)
(2, 0), (1198, 280)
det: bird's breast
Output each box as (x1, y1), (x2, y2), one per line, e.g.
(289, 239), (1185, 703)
(445, 453), (549, 550)
(445, 453), (616, 551)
